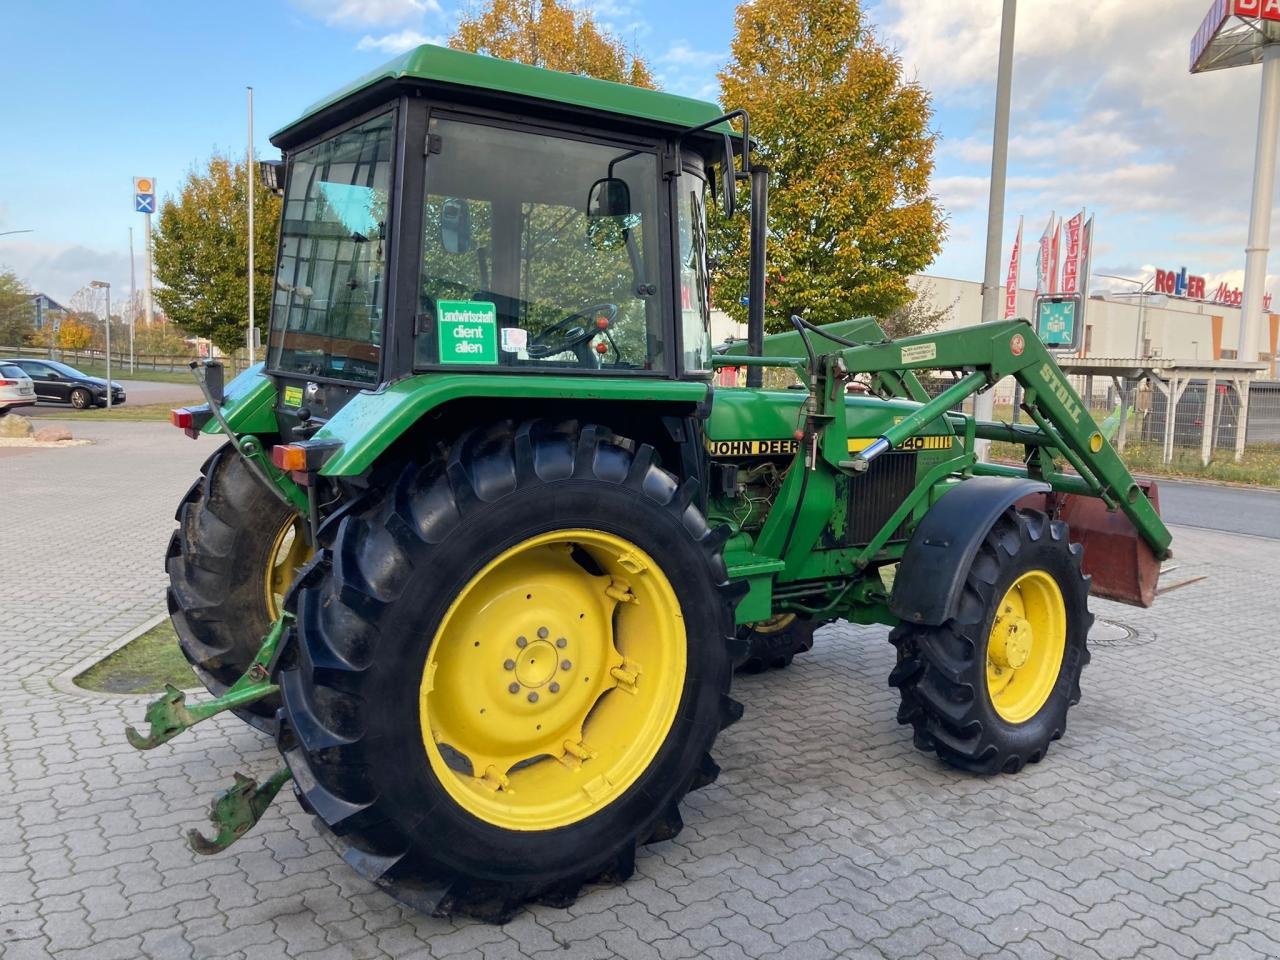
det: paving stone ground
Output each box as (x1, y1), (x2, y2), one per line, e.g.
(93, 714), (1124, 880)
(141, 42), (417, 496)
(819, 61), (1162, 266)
(3, 421), (1279, 960)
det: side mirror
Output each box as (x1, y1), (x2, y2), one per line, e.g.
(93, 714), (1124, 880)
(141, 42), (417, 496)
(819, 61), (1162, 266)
(258, 160), (285, 196)
(720, 133), (737, 218)
(588, 178), (632, 219)
(439, 198), (474, 254)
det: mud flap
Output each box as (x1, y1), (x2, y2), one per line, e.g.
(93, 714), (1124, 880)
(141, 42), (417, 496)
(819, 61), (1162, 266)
(1018, 480), (1163, 607)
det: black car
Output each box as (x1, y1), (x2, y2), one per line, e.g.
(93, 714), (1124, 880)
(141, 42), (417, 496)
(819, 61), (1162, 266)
(2, 358), (126, 408)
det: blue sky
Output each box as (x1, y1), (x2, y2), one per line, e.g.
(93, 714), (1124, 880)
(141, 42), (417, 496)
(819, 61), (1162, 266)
(0, 0), (1271, 310)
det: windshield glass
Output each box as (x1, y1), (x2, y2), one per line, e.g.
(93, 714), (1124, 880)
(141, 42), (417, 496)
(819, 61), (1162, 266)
(675, 171), (711, 372)
(268, 111), (394, 384)
(416, 117), (665, 372)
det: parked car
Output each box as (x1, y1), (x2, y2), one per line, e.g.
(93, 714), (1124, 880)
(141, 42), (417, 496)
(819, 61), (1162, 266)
(1, 358), (126, 408)
(0, 363), (37, 415)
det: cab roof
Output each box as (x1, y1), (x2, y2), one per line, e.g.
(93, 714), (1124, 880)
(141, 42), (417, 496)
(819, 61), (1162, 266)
(274, 44), (731, 144)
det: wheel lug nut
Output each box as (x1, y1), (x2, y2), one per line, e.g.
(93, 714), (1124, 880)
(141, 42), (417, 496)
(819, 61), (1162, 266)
(508, 682), (520, 694)
(516, 636), (527, 648)
(504, 659), (516, 671)
(527, 692), (539, 703)
(556, 638), (567, 648)
(537, 626), (549, 639)
(549, 682), (560, 693)
(561, 660), (572, 671)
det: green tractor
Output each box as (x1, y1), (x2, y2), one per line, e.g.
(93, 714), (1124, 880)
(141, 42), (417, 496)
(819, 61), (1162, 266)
(136, 45), (1171, 922)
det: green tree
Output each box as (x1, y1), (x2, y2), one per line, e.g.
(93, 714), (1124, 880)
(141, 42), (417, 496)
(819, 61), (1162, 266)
(152, 155), (281, 354)
(0, 269), (33, 346)
(712, 0), (945, 331)
(451, 0), (654, 87)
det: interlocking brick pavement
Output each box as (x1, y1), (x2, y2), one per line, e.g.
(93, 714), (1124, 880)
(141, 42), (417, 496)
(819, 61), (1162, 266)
(3, 420), (1279, 959)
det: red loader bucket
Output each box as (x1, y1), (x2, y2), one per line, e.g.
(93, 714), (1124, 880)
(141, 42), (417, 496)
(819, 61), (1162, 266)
(1017, 480), (1163, 608)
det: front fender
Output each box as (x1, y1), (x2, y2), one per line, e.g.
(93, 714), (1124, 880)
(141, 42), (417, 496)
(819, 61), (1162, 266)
(889, 476), (1049, 627)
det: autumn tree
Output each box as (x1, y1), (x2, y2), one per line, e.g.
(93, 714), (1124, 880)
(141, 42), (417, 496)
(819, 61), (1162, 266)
(451, 0), (654, 87)
(0, 269), (32, 346)
(712, 0), (945, 331)
(152, 154), (280, 354)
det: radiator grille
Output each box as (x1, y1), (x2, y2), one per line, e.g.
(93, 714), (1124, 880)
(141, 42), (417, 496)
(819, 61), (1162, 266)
(845, 452), (918, 546)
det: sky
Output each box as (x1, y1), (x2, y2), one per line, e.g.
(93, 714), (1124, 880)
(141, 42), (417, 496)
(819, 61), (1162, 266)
(0, 0), (1273, 311)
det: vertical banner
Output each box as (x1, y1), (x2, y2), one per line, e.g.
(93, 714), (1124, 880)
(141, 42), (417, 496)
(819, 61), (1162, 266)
(1080, 215), (1094, 299)
(1036, 212), (1055, 295)
(1048, 215), (1061, 294)
(1061, 210), (1085, 294)
(1004, 216), (1023, 319)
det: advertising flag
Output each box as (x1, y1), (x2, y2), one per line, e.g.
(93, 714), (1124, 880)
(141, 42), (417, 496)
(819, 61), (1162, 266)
(1080, 215), (1094, 298)
(1061, 210), (1085, 294)
(1004, 216), (1023, 319)
(1036, 212), (1055, 295)
(1048, 216), (1061, 294)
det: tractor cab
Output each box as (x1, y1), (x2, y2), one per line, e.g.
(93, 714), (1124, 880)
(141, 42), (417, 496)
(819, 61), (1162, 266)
(263, 45), (740, 420)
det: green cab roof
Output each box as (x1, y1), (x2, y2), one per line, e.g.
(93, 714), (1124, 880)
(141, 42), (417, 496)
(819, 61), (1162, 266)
(277, 44), (729, 140)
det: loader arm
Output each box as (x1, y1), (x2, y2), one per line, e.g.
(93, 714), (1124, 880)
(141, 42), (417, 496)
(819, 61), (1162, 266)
(821, 319), (1171, 560)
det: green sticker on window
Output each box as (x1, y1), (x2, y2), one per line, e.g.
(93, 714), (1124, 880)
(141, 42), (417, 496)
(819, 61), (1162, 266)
(282, 385), (303, 407)
(438, 300), (498, 365)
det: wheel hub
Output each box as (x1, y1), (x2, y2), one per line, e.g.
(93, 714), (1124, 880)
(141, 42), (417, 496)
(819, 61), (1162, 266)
(513, 636), (561, 689)
(985, 570), (1067, 724)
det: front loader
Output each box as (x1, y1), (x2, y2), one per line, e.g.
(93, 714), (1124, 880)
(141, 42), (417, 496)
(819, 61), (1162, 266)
(133, 45), (1170, 922)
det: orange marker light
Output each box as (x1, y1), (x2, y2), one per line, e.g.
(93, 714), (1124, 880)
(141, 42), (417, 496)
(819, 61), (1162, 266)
(271, 444), (308, 472)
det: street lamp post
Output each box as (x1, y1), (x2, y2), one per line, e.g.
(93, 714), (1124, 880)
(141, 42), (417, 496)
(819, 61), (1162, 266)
(90, 281), (112, 410)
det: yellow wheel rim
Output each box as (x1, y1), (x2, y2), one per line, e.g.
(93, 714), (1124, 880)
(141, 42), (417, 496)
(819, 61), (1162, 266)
(264, 515), (312, 621)
(420, 529), (686, 831)
(985, 570), (1066, 724)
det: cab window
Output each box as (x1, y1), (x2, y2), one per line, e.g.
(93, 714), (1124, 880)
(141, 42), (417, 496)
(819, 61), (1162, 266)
(416, 117), (666, 372)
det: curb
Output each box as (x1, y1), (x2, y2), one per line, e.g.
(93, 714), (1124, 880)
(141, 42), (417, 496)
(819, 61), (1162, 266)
(49, 608), (203, 700)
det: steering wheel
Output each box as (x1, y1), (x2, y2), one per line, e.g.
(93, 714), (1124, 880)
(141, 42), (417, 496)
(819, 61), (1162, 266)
(527, 303), (619, 362)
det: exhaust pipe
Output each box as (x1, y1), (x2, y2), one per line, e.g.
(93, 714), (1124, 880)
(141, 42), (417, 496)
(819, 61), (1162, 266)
(746, 166), (769, 387)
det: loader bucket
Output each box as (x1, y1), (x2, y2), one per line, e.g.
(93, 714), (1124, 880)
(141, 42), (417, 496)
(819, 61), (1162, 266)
(1018, 480), (1163, 607)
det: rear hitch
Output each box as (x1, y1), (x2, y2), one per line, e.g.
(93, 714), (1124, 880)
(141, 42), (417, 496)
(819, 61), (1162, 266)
(125, 614), (290, 750)
(187, 767), (293, 854)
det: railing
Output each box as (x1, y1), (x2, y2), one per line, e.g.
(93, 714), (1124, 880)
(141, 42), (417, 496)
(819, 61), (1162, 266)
(0, 344), (253, 376)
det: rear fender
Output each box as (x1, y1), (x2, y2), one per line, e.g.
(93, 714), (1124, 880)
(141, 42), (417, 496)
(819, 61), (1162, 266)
(889, 476), (1049, 626)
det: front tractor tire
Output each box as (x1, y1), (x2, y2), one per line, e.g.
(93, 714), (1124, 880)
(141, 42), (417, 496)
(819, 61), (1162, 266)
(735, 614), (821, 673)
(279, 421), (743, 922)
(889, 508), (1092, 775)
(167, 444), (311, 727)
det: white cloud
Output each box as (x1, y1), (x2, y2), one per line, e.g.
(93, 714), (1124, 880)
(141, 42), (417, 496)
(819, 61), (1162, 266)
(356, 29), (444, 54)
(297, 0), (440, 27)
(0, 240), (133, 307)
(658, 42), (726, 70)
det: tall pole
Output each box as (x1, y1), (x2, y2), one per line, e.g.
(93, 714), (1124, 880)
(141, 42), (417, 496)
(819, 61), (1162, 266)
(974, 0), (1017, 453)
(247, 85), (256, 368)
(129, 226), (137, 373)
(144, 211), (154, 329)
(1240, 45), (1280, 363)
(104, 285), (112, 410)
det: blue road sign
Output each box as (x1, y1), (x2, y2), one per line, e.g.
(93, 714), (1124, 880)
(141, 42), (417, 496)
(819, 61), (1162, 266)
(135, 193), (155, 214)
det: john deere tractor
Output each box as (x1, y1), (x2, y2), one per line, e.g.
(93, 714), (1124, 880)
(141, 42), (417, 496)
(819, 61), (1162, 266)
(134, 45), (1171, 922)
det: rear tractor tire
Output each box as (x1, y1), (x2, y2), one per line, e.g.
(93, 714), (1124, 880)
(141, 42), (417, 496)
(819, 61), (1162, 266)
(166, 443), (312, 727)
(735, 614), (821, 673)
(888, 507), (1092, 775)
(278, 420), (744, 922)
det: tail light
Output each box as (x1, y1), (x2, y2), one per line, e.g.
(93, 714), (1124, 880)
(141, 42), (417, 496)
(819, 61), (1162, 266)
(0, 378), (15, 386)
(169, 406), (210, 439)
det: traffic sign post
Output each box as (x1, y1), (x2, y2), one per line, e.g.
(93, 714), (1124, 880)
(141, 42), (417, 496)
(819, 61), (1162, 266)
(134, 178), (155, 331)
(1034, 293), (1085, 352)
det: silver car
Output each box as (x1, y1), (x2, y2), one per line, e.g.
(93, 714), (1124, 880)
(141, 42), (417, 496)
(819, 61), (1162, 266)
(0, 363), (36, 415)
